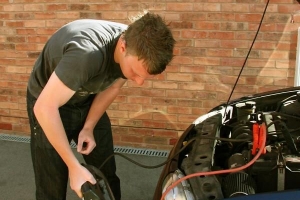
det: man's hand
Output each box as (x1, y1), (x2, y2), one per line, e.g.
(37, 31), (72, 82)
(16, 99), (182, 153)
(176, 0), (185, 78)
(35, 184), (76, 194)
(77, 128), (96, 155)
(69, 164), (97, 198)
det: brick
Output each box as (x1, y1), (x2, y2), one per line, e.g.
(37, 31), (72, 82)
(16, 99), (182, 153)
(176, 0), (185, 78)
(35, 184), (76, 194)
(89, 3), (114, 11)
(142, 120), (167, 129)
(46, 20), (70, 28)
(208, 31), (234, 40)
(24, 4), (44, 11)
(276, 60), (295, 69)
(16, 28), (36, 35)
(166, 3), (193, 11)
(167, 106), (192, 114)
(14, 13), (32, 19)
(36, 28), (56, 35)
(10, 109), (28, 118)
(12, 124), (30, 133)
(166, 72), (193, 82)
(151, 97), (177, 106)
(113, 95), (127, 103)
(164, 13), (181, 21)
(16, 43), (38, 51)
(265, 14), (290, 23)
(140, 89), (165, 97)
(195, 40), (220, 48)
(181, 30), (207, 39)
(178, 114), (200, 123)
(1, 59), (16, 65)
(207, 13), (235, 21)
(195, 21), (220, 30)
(0, 102), (19, 109)
(34, 12), (56, 19)
(0, 44), (16, 50)
(247, 59), (275, 68)
(207, 49), (233, 57)
(152, 113), (178, 122)
(178, 82), (205, 91)
(128, 112), (153, 120)
(121, 135), (143, 143)
(107, 110), (128, 118)
(119, 3), (139, 10)
(181, 13), (206, 21)
(177, 99), (202, 107)
(153, 81), (178, 89)
(260, 69), (287, 77)
(69, 4), (90, 10)
(142, 104), (167, 113)
(46, 4), (68, 11)
(144, 136), (168, 145)
(221, 58), (245, 67)
(0, 123), (12, 130)
(169, 21), (193, 29)
(166, 90), (205, 99)
(101, 12), (128, 20)
(16, 59), (35, 66)
(179, 64), (204, 73)
(118, 103), (142, 111)
(181, 47), (206, 56)
(127, 96), (151, 104)
(57, 12), (80, 19)
(175, 39), (193, 47)
(221, 22), (248, 31)
(208, 65), (233, 75)
(5, 21), (24, 27)
(260, 50), (289, 59)
(118, 119), (143, 127)
(194, 3), (221, 12)
(3, 4), (23, 12)
(24, 20), (45, 27)
(169, 138), (178, 145)
(80, 12), (102, 19)
(111, 126), (129, 135)
(233, 49), (259, 58)
(235, 13), (264, 22)
(221, 3), (249, 12)
(6, 36), (26, 43)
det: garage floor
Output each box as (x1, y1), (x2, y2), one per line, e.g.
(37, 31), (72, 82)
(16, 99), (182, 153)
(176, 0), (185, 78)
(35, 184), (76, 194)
(0, 133), (168, 200)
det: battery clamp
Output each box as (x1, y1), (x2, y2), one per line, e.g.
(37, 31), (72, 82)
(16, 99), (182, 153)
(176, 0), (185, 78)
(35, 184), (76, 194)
(81, 163), (115, 200)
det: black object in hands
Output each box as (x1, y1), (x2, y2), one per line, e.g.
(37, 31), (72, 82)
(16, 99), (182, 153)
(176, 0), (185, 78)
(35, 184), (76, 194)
(81, 164), (115, 200)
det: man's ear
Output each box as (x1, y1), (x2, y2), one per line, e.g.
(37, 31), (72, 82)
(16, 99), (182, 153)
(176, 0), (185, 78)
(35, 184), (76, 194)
(120, 35), (126, 53)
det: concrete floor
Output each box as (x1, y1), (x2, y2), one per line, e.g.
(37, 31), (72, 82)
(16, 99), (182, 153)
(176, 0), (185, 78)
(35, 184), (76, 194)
(0, 138), (167, 200)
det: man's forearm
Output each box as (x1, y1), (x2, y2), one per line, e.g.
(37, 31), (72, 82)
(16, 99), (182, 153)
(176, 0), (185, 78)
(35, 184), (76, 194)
(83, 78), (126, 131)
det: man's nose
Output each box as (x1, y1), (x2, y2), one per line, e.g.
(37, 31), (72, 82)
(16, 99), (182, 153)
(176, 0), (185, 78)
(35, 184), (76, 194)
(135, 77), (144, 86)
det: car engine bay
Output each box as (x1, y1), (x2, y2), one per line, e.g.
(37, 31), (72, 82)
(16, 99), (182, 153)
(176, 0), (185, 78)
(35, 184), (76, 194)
(160, 90), (300, 200)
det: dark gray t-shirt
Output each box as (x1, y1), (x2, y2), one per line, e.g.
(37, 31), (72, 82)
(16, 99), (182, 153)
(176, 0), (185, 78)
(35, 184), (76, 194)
(28, 19), (127, 105)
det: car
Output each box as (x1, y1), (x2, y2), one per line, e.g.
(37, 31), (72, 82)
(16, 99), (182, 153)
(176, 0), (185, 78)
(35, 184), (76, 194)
(153, 86), (300, 200)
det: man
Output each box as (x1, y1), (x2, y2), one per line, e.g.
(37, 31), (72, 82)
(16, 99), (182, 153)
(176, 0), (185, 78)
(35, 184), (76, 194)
(26, 12), (175, 200)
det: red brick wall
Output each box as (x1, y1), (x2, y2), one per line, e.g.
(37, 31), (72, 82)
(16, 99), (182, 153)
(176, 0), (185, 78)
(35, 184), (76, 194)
(0, 0), (300, 150)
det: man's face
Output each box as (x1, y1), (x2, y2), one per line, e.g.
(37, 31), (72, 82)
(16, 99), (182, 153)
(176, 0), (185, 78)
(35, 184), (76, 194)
(119, 54), (153, 86)
(115, 36), (154, 85)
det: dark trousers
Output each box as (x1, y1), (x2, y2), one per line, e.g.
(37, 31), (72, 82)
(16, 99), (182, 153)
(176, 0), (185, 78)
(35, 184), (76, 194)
(26, 90), (121, 200)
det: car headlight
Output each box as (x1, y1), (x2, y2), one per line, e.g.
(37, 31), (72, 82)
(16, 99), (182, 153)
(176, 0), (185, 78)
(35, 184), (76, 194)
(162, 169), (195, 200)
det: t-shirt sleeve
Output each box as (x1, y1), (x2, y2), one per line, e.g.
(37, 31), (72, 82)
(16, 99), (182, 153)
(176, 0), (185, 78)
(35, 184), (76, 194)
(55, 39), (102, 91)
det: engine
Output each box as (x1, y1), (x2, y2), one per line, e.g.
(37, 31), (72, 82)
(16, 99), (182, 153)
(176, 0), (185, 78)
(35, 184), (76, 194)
(163, 92), (300, 200)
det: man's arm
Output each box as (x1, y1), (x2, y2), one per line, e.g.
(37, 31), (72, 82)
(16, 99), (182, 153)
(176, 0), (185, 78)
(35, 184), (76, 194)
(77, 78), (127, 154)
(33, 71), (96, 198)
